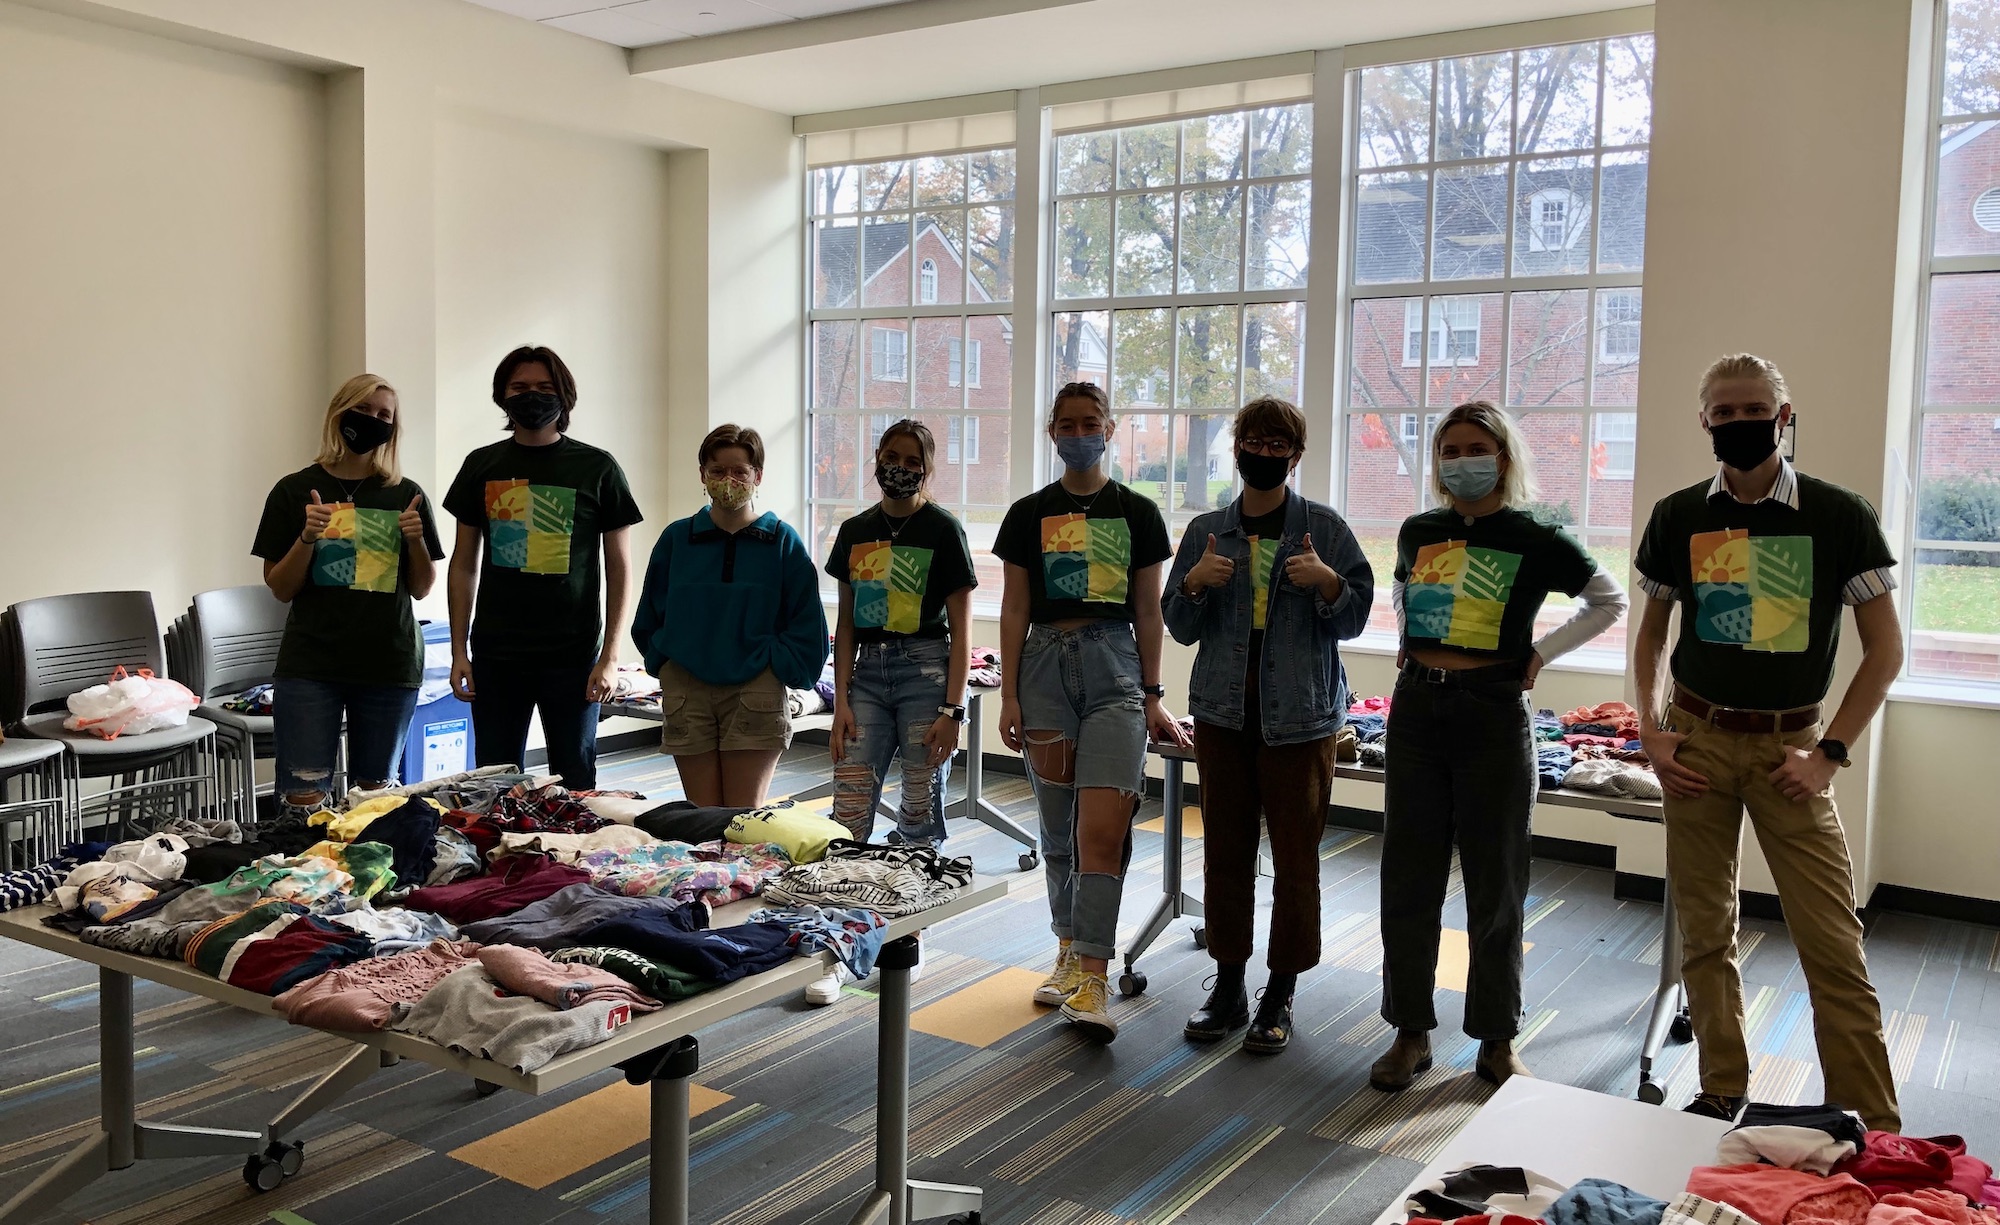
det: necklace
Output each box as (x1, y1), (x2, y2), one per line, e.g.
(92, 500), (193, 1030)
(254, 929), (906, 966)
(324, 467), (367, 503)
(1059, 478), (1111, 514)
(881, 506), (914, 541)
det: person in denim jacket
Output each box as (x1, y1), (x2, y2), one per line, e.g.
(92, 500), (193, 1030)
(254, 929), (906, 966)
(1163, 396), (1374, 1054)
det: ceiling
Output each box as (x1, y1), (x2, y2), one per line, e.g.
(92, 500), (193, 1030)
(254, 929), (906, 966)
(465, 0), (1645, 117)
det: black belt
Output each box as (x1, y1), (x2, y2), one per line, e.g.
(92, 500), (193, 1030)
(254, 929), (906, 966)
(1399, 659), (1526, 686)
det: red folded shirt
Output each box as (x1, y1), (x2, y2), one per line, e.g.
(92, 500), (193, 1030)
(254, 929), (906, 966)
(402, 854), (590, 925)
(1836, 1131), (1993, 1203)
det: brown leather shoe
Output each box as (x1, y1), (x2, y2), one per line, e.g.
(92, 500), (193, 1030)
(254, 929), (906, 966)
(1368, 1030), (1432, 1092)
(1475, 1040), (1530, 1086)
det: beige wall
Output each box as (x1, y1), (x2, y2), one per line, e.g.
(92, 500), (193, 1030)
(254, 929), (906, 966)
(0, 2), (328, 615)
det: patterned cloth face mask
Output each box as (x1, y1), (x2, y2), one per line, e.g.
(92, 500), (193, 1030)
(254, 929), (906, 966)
(875, 462), (924, 501)
(706, 476), (754, 510)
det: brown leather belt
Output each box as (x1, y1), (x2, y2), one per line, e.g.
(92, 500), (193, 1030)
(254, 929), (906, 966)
(1671, 687), (1819, 734)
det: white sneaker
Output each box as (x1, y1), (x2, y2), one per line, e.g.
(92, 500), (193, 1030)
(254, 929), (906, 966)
(804, 968), (845, 1007)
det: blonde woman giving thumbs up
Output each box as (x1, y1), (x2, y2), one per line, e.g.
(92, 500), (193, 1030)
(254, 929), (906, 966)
(1163, 396), (1374, 1055)
(252, 374), (446, 822)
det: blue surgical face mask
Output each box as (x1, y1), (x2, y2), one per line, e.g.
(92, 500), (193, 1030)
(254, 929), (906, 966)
(1438, 454), (1501, 501)
(1054, 432), (1106, 472)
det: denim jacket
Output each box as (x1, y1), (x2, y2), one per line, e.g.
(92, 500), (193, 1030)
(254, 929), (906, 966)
(1162, 491), (1375, 745)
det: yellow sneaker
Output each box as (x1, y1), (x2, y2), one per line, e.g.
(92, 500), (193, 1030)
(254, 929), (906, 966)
(1031, 944), (1081, 1006)
(1060, 972), (1118, 1042)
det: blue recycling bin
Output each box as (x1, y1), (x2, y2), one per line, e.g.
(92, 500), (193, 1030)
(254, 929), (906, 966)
(402, 622), (475, 784)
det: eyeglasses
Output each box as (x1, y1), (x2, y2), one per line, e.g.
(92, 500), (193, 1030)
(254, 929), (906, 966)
(1238, 436), (1297, 458)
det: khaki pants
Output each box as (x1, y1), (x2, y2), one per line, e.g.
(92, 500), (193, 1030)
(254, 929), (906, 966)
(1662, 701), (1900, 1131)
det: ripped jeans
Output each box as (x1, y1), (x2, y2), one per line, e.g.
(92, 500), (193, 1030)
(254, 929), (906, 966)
(832, 637), (953, 845)
(1016, 621), (1147, 961)
(271, 676), (419, 812)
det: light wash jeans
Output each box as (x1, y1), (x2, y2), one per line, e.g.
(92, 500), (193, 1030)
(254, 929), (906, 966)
(832, 637), (952, 845)
(1016, 620), (1147, 961)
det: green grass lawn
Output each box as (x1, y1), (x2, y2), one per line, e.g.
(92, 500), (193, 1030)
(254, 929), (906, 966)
(1914, 563), (2000, 635)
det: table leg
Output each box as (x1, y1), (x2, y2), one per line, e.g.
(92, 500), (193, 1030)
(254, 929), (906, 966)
(1118, 758), (1205, 997)
(622, 1035), (699, 1225)
(850, 936), (979, 1225)
(956, 691), (1038, 868)
(1637, 871), (1690, 1103)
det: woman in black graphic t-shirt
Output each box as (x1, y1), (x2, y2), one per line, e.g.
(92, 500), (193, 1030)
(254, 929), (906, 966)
(251, 374), (445, 820)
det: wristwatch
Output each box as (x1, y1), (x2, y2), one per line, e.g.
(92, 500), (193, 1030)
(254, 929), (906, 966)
(1141, 683), (1166, 698)
(1816, 738), (1851, 768)
(937, 704), (967, 723)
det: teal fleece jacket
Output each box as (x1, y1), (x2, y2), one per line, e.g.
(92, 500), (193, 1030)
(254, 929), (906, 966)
(631, 508), (829, 690)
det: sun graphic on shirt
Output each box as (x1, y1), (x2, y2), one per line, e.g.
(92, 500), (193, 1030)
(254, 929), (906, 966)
(1409, 541), (1467, 586)
(1690, 530), (1751, 585)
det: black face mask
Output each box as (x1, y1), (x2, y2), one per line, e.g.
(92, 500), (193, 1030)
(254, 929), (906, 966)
(1236, 449), (1292, 492)
(1709, 417), (1781, 471)
(503, 391), (563, 431)
(338, 409), (394, 456)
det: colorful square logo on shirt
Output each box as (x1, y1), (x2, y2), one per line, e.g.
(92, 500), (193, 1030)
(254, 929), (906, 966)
(312, 503), (400, 592)
(1690, 530), (1812, 653)
(1249, 536), (1280, 630)
(1405, 540), (1523, 651)
(1040, 513), (1132, 603)
(849, 541), (935, 633)
(485, 479), (575, 575)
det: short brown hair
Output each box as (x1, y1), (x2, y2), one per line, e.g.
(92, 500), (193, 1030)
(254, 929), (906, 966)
(1048, 380), (1111, 427)
(491, 345), (578, 432)
(1233, 396), (1307, 453)
(877, 418), (936, 476)
(700, 423), (765, 470)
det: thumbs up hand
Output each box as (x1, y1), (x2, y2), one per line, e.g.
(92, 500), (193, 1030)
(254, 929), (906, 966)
(399, 493), (426, 542)
(1184, 532), (1236, 593)
(301, 490), (333, 544)
(1284, 531), (1342, 598)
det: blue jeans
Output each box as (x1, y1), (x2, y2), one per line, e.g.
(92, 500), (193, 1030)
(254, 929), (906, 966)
(471, 656), (601, 790)
(271, 677), (419, 804)
(833, 637), (952, 845)
(1016, 620), (1147, 961)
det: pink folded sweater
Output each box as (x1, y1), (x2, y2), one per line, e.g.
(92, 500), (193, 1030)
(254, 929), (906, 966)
(274, 939), (481, 1031)
(476, 944), (662, 1011)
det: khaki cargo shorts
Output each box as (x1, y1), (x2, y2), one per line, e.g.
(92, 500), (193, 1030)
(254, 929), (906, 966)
(657, 661), (792, 754)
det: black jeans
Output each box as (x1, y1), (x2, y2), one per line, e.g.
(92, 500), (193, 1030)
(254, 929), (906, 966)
(470, 656), (601, 790)
(1378, 662), (1535, 1040)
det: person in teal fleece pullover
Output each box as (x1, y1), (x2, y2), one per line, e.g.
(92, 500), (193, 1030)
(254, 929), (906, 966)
(632, 424), (829, 807)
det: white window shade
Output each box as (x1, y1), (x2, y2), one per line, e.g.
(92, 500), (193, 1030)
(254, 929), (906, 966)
(804, 112), (1017, 167)
(1049, 74), (1312, 134)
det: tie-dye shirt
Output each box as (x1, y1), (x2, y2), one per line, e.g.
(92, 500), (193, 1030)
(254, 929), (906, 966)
(1394, 506), (1596, 661)
(992, 480), (1173, 624)
(578, 840), (793, 907)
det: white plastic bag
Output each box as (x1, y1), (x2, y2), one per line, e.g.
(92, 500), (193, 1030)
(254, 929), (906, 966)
(63, 667), (199, 740)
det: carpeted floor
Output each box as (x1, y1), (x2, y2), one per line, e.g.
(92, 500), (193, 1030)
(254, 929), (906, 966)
(4, 742), (1999, 1224)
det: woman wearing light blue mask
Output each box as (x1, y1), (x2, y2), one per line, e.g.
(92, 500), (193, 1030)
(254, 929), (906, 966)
(1369, 400), (1627, 1093)
(992, 381), (1189, 1042)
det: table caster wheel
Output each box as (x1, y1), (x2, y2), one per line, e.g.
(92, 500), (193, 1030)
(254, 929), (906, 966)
(243, 1151), (285, 1192)
(474, 1079), (503, 1097)
(948, 1214), (982, 1225)
(1192, 925), (1208, 950)
(1117, 971), (1147, 997)
(1669, 1010), (1693, 1043)
(1636, 1080), (1665, 1105)
(276, 1139), (304, 1177)
(1018, 851), (1039, 872)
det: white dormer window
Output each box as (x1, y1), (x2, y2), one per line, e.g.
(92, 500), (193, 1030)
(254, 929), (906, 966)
(1526, 188), (1589, 252)
(919, 258), (938, 303)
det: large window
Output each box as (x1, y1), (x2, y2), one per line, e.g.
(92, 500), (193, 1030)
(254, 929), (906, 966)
(1342, 36), (1654, 649)
(1050, 103), (1312, 527)
(1909, 0), (2000, 684)
(808, 151), (1017, 594)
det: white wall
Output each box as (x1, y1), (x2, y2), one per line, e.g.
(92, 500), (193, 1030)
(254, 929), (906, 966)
(0, 2), (328, 615)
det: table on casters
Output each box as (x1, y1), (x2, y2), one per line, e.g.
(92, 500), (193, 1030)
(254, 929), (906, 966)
(1125, 742), (1690, 1103)
(0, 875), (1008, 1225)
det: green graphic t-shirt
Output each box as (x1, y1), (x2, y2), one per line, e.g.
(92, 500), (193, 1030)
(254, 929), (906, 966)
(442, 436), (643, 665)
(824, 502), (978, 643)
(992, 481), (1173, 625)
(1394, 507), (1596, 661)
(1634, 471), (1896, 710)
(251, 465), (445, 688)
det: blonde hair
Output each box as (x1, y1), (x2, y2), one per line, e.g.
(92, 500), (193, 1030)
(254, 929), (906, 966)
(1049, 381), (1112, 428)
(1430, 400), (1538, 508)
(314, 374), (402, 484)
(1698, 353), (1790, 409)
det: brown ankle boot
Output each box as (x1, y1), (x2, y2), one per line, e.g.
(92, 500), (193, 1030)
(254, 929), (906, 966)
(1476, 1039), (1530, 1086)
(1368, 1029), (1432, 1092)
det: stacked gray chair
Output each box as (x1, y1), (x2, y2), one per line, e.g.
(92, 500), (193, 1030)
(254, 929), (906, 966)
(186, 585), (292, 829)
(2, 592), (219, 842)
(0, 737), (68, 871)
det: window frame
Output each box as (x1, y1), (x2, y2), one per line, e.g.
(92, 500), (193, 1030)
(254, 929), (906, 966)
(870, 324), (909, 382)
(1902, 0), (2000, 690)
